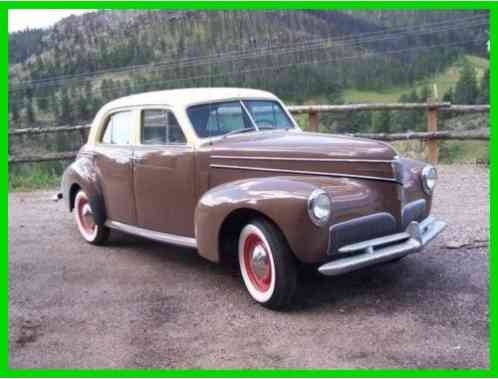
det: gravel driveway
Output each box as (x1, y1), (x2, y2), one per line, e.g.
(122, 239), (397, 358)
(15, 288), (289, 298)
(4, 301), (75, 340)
(8, 165), (489, 369)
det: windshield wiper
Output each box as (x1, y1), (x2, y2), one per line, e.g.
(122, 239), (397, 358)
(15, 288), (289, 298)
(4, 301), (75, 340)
(257, 125), (277, 130)
(222, 127), (256, 138)
(257, 125), (295, 131)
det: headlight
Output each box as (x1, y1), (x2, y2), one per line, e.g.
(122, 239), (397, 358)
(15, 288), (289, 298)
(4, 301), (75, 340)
(307, 189), (332, 226)
(421, 165), (438, 194)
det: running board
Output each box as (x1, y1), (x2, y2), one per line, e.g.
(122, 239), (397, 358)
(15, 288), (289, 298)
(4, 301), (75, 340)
(105, 220), (197, 249)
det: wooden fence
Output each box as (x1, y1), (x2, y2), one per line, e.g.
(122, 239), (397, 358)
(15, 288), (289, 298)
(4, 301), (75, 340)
(8, 101), (490, 165)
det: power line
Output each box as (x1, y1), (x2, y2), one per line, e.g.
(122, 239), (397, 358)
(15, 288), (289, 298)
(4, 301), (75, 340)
(21, 24), (485, 98)
(10, 38), (485, 106)
(10, 15), (487, 90)
(9, 14), (487, 91)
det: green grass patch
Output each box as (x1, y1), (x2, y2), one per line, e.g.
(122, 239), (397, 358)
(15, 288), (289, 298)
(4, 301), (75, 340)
(9, 162), (65, 192)
(466, 55), (489, 71)
(343, 54), (489, 103)
(439, 140), (489, 164)
(392, 140), (489, 164)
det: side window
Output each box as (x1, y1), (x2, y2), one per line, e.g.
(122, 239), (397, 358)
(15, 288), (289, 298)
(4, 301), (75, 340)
(100, 111), (133, 145)
(141, 109), (186, 145)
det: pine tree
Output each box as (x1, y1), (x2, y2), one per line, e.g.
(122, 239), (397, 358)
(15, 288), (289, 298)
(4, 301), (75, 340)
(75, 92), (88, 122)
(373, 110), (391, 133)
(25, 99), (36, 125)
(419, 85), (432, 102)
(478, 68), (489, 104)
(442, 87), (454, 103)
(59, 89), (73, 125)
(440, 87), (455, 122)
(84, 81), (93, 99)
(399, 89), (423, 131)
(37, 95), (49, 112)
(10, 100), (20, 123)
(454, 60), (479, 104)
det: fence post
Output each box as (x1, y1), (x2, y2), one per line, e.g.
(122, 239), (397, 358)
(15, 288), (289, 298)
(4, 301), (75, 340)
(79, 128), (88, 145)
(308, 111), (319, 132)
(426, 99), (439, 165)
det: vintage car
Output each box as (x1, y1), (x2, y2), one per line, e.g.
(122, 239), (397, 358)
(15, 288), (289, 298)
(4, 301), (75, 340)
(58, 88), (446, 309)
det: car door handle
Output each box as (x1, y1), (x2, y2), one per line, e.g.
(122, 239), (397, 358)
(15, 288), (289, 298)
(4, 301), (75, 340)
(132, 156), (144, 163)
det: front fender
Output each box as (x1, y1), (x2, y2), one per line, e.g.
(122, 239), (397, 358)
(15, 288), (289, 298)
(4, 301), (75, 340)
(62, 155), (107, 226)
(194, 175), (388, 264)
(399, 158), (432, 215)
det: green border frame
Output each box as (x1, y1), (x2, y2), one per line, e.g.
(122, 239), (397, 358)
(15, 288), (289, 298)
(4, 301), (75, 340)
(3, 1), (496, 377)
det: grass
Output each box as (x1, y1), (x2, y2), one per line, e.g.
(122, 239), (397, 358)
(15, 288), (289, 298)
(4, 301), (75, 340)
(439, 140), (489, 164)
(9, 165), (62, 192)
(391, 140), (489, 164)
(343, 55), (489, 103)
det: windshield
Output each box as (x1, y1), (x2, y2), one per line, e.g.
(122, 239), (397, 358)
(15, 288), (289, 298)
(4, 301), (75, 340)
(187, 100), (294, 138)
(242, 100), (294, 130)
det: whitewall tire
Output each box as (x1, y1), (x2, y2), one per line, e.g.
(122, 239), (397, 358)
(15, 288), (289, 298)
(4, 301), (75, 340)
(238, 219), (297, 309)
(74, 190), (109, 245)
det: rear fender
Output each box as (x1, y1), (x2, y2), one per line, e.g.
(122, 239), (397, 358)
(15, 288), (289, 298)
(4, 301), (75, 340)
(62, 156), (107, 226)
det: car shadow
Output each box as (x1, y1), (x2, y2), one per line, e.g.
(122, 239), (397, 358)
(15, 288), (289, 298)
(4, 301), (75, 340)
(102, 231), (449, 312)
(291, 254), (450, 313)
(105, 229), (236, 276)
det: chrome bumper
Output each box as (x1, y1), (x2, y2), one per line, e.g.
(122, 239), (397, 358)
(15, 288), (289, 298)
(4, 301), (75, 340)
(318, 216), (447, 276)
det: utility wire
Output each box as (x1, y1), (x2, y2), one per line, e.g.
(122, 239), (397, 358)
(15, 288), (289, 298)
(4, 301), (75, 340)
(9, 21), (487, 98)
(10, 38), (485, 106)
(10, 16), (487, 90)
(10, 14), (488, 91)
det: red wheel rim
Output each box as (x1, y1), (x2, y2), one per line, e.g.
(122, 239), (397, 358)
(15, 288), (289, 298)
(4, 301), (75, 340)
(243, 233), (272, 292)
(76, 195), (96, 235)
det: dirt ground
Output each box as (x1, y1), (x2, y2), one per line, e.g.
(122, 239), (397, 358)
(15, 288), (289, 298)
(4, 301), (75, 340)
(8, 165), (489, 369)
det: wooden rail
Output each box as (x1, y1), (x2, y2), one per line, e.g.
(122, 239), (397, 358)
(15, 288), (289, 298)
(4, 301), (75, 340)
(350, 129), (489, 142)
(8, 102), (489, 165)
(9, 124), (91, 136)
(9, 151), (78, 164)
(288, 102), (489, 165)
(8, 129), (489, 164)
(288, 103), (489, 114)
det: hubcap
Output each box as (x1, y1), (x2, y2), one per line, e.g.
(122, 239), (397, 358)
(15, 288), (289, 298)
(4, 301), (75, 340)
(77, 196), (96, 235)
(82, 204), (94, 228)
(251, 245), (270, 279)
(243, 234), (272, 292)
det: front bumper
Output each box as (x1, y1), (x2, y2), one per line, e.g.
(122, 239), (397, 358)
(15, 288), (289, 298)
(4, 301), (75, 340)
(318, 216), (447, 276)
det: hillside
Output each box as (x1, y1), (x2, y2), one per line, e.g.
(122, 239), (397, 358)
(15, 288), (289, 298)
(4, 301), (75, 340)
(8, 10), (489, 130)
(344, 54), (489, 103)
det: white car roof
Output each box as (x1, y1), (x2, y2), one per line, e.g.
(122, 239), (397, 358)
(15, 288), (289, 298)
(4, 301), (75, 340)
(101, 87), (279, 111)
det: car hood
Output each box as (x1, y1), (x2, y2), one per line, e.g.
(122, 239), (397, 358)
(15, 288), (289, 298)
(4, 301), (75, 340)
(207, 130), (397, 160)
(206, 130), (400, 182)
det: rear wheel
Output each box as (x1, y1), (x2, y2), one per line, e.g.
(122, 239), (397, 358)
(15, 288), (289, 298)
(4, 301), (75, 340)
(74, 190), (109, 245)
(238, 219), (297, 310)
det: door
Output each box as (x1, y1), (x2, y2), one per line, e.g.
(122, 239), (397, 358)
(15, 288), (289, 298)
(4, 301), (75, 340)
(133, 108), (196, 237)
(93, 110), (137, 225)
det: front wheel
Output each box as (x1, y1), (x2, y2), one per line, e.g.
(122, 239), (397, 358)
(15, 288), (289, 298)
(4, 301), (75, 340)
(238, 219), (297, 310)
(74, 190), (110, 245)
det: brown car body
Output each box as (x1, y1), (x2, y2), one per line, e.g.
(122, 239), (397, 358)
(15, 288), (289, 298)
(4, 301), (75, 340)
(61, 88), (445, 278)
